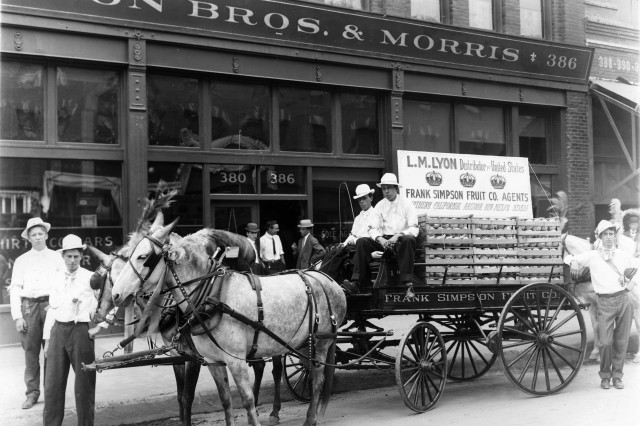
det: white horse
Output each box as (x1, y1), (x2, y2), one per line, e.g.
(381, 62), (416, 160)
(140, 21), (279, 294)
(563, 233), (640, 361)
(111, 220), (347, 426)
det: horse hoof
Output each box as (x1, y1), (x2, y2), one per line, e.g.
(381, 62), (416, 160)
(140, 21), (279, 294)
(268, 415), (280, 425)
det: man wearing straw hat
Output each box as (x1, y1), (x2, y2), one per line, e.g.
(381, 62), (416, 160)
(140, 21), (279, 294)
(9, 217), (65, 409)
(292, 219), (326, 269)
(43, 234), (97, 425)
(345, 173), (419, 298)
(244, 222), (263, 274)
(565, 220), (640, 390)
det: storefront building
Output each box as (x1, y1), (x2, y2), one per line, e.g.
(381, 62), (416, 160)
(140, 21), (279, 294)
(1, 0), (594, 344)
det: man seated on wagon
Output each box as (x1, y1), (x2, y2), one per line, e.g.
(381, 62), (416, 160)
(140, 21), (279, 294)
(342, 173), (419, 299)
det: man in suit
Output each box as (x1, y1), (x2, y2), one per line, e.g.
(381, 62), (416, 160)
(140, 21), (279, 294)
(292, 219), (326, 269)
(244, 222), (263, 274)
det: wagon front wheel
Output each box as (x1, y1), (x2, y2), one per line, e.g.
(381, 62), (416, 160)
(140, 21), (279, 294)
(283, 352), (311, 402)
(395, 321), (447, 412)
(498, 283), (586, 396)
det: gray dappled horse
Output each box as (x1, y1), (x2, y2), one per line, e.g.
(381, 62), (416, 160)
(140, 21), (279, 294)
(88, 214), (288, 425)
(111, 220), (346, 426)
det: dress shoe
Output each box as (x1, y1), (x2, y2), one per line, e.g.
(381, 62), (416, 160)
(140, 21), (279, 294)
(600, 378), (610, 390)
(22, 396), (38, 409)
(612, 378), (624, 389)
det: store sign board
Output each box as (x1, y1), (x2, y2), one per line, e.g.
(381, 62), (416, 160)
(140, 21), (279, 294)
(397, 150), (533, 218)
(4, 0), (593, 82)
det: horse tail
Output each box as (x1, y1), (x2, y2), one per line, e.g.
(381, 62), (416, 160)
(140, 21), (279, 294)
(319, 340), (336, 417)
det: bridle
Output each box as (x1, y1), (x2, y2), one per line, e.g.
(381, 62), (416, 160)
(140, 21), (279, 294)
(92, 250), (129, 325)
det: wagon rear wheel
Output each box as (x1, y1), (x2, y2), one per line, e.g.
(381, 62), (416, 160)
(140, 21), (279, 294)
(440, 314), (498, 381)
(395, 321), (447, 412)
(498, 283), (586, 396)
(283, 352), (311, 402)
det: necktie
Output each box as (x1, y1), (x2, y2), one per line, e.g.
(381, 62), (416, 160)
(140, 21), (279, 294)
(272, 238), (276, 257)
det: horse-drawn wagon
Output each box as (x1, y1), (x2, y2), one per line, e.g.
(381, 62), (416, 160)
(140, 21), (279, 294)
(285, 214), (587, 413)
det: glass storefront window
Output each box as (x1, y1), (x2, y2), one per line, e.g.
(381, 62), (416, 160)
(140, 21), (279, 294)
(469, 0), (494, 30)
(260, 166), (306, 194)
(411, 0), (441, 22)
(341, 93), (379, 155)
(520, 0), (543, 38)
(210, 81), (270, 150)
(210, 165), (257, 194)
(0, 158), (124, 304)
(530, 174), (552, 218)
(148, 162), (203, 229)
(403, 100), (451, 153)
(519, 112), (548, 164)
(321, 0), (365, 10)
(456, 104), (505, 156)
(56, 67), (119, 144)
(1, 62), (45, 141)
(279, 87), (332, 153)
(148, 75), (199, 147)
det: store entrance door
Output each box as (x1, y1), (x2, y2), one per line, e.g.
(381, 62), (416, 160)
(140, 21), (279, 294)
(211, 201), (258, 235)
(260, 200), (307, 269)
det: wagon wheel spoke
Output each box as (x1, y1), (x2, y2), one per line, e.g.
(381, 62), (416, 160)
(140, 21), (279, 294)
(443, 315), (497, 381)
(283, 354), (312, 402)
(542, 346), (565, 382)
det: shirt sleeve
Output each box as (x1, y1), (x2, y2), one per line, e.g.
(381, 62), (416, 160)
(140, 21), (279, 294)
(571, 251), (594, 268)
(43, 306), (55, 340)
(367, 207), (383, 240)
(9, 256), (25, 320)
(403, 199), (419, 237)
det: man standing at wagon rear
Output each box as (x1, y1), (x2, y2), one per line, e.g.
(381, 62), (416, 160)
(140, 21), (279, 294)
(9, 217), (65, 409)
(566, 220), (640, 390)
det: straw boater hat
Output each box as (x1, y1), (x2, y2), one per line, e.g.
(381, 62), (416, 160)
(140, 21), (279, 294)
(297, 219), (314, 228)
(353, 184), (375, 199)
(595, 220), (618, 238)
(245, 223), (260, 233)
(21, 217), (51, 239)
(376, 173), (402, 188)
(57, 234), (87, 253)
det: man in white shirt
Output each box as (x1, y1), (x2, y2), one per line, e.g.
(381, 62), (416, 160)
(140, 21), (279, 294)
(43, 234), (97, 425)
(244, 222), (263, 274)
(9, 217), (65, 409)
(346, 173), (419, 298)
(565, 220), (640, 390)
(260, 220), (286, 274)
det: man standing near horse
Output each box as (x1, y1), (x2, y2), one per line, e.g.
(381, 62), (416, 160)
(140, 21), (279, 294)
(292, 219), (326, 269)
(565, 220), (640, 390)
(260, 220), (286, 274)
(9, 217), (65, 409)
(244, 222), (263, 274)
(346, 173), (419, 299)
(43, 234), (98, 425)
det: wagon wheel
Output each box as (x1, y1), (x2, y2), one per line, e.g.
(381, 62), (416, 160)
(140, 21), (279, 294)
(440, 313), (499, 381)
(498, 283), (586, 396)
(395, 321), (447, 413)
(284, 352), (311, 402)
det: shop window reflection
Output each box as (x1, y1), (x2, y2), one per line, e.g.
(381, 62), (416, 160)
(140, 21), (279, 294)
(519, 112), (548, 164)
(210, 81), (270, 150)
(341, 93), (379, 155)
(147, 75), (199, 147)
(0, 62), (44, 141)
(279, 87), (332, 153)
(456, 104), (505, 156)
(403, 100), (451, 152)
(56, 67), (119, 144)
(148, 162), (203, 227)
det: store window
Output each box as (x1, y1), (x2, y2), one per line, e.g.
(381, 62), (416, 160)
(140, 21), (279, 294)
(56, 67), (120, 144)
(0, 158), (124, 304)
(210, 165), (257, 194)
(279, 87), (332, 153)
(148, 162), (203, 232)
(520, 0), (543, 38)
(456, 104), (505, 156)
(147, 75), (199, 147)
(341, 93), (379, 155)
(403, 100), (451, 153)
(321, 0), (366, 9)
(0, 62), (44, 141)
(530, 174), (553, 218)
(519, 109), (550, 164)
(469, 0), (494, 30)
(411, 0), (443, 22)
(260, 166), (306, 194)
(210, 81), (270, 150)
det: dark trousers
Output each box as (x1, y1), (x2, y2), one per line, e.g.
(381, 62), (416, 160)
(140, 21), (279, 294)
(263, 260), (286, 275)
(44, 322), (96, 426)
(352, 235), (417, 283)
(20, 298), (48, 399)
(596, 291), (633, 379)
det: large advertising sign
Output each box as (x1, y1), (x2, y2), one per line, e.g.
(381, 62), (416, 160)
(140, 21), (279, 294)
(397, 150), (533, 219)
(3, 0), (593, 83)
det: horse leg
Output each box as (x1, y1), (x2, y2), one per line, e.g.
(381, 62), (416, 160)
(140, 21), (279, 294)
(303, 342), (331, 426)
(180, 361), (201, 426)
(172, 364), (187, 422)
(268, 356), (283, 425)
(251, 360), (265, 409)
(208, 365), (236, 426)
(226, 358), (261, 426)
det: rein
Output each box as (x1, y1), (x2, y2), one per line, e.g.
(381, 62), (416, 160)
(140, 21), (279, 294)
(93, 251), (128, 326)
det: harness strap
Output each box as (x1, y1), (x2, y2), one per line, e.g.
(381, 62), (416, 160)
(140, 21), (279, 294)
(245, 272), (264, 360)
(302, 271), (338, 335)
(296, 271), (318, 366)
